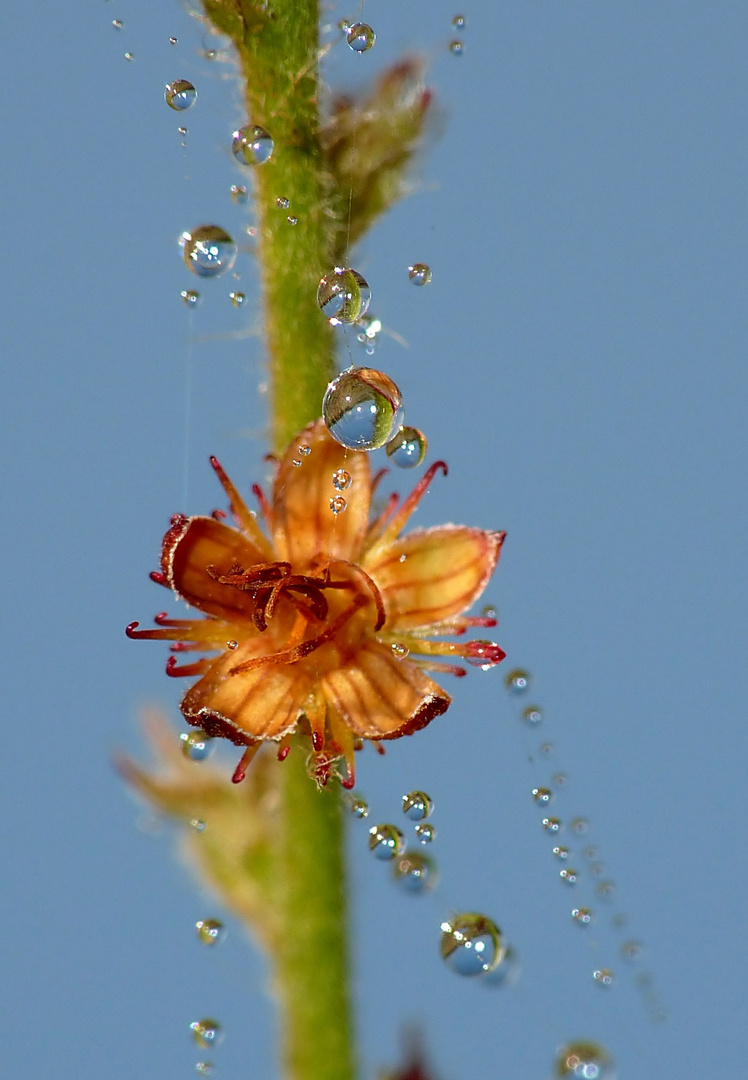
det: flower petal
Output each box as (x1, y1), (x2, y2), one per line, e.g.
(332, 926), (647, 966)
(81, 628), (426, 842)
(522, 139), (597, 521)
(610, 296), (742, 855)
(181, 641), (314, 744)
(164, 516), (270, 622)
(272, 420), (371, 566)
(362, 525), (504, 631)
(320, 639), (450, 739)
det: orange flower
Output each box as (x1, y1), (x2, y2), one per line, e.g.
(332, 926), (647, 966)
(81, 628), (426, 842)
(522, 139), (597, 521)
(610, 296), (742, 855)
(127, 420), (505, 788)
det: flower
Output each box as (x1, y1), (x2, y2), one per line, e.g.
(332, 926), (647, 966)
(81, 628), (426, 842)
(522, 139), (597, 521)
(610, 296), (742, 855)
(127, 419), (505, 787)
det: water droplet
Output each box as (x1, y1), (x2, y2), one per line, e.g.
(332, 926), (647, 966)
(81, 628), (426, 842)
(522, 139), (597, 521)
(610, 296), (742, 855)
(356, 313), (382, 354)
(596, 880), (616, 901)
(559, 867), (579, 884)
(402, 790), (434, 822)
(190, 1018), (222, 1049)
(322, 367), (403, 450)
(112, 18), (123, 29)
(292, 459), (303, 468)
(391, 642), (410, 660)
(229, 291), (246, 307)
(346, 22), (376, 52)
(542, 817), (562, 833)
(452, 14), (466, 29)
(178, 125), (188, 137)
(590, 861), (606, 878)
(621, 939), (643, 961)
(332, 468), (352, 491)
(165, 78), (197, 110)
(532, 786), (553, 805)
(583, 845), (599, 862)
(124, 52), (135, 61)
(593, 968), (614, 987)
(368, 823), (406, 860)
(408, 262), (432, 286)
(505, 668), (530, 694)
(169, 36), (178, 45)
(196, 918), (226, 945)
(572, 907), (593, 926)
(318, 268), (371, 325)
(440, 913), (505, 976)
(195, 1065), (213, 1077)
(415, 822), (435, 843)
(226, 640), (239, 650)
(539, 741), (555, 756)
(570, 817), (589, 835)
(232, 124), (274, 165)
(181, 225), (237, 278)
(522, 705), (543, 725)
(449, 39), (464, 55)
(329, 496), (347, 515)
(465, 639), (505, 669)
(230, 184), (248, 204)
(298, 444), (311, 456)
(385, 425), (428, 469)
(393, 850), (436, 894)
(481, 603), (497, 619)
(181, 289), (201, 307)
(553, 845), (570, 860)
(348, 795), (369, 819)
(275, 196), (290, 209)
(180, 730), (213, 762)
(553, 772), (569, 788)
(189, 818), (206, 832)
(287, 215), (298, 226)
(555, 1041), (613, 1079)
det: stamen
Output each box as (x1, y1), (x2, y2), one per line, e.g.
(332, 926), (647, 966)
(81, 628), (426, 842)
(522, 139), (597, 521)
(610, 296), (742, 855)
(209, 456), (274, 558)
(231, 741), (261, 784)
(328, 559), (386, 630)
(149, 571), (168, 587)
(370, 467), (389, 497)
(211, 509), (227, 521)
(374, 460), (448, 549)
(252, 483), (274, 531)
(165, 655), (210, 678)
(413, 659), (467, 678)
(364, 491), (399, 548)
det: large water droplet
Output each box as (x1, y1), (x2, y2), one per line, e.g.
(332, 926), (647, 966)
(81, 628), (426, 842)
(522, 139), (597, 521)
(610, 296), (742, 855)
(190, 1018), (222, 1049)
(555, 1041), (613, 1078)
(181, 225), (237, 278)
(232, 124), (274, 165)
(346, 21), (376, 52)
(322, 367), (403, 451)
(196, 918), (226, 946)
(385, 425), (428, 468)
(180, 730), (213, 761)
(317, 268), (371, 325)
(393, 850), (436, 894)
(440, 913), (505, 976)
(402, 790), (434, 822)
(165, 79), (197, 110)
(408, 262), (432, 286)
(368, 823), (406, 860)
(505, 668), (530, 694)
(332, 468), (352, 491)
(415, 822), (435, 843)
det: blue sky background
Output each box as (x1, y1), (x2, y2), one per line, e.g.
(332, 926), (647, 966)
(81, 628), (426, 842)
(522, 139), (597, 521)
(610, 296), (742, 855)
(3, 1), (747, 1077)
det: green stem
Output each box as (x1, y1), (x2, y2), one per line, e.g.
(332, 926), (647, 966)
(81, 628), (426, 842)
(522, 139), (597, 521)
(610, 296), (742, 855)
(201, 4), (354, 1080)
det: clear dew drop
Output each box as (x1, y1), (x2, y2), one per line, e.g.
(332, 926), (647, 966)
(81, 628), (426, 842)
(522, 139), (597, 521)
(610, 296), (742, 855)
(346, 22), (376, 52)
(391, 642), (409, 660)
(169, 36), (178, 46)
(570, 817), (589, 835)
(439, 913), (506, 977)
(317, 267), (371, 325)
(287, 215), (298, 225)
(232, 124), (274, 165)
(292, 459), (303, 468)
(571, 907), (594, 926)
(449, 39), (464, 56)
(181, 225), (237, 278)
(230, 184), (248, 204)
(356, 313), (382, 355)
(555, 1041), (613, 1079)
(189, 818), (206, 832)
(181, 289), (201, 308)
(553, 845), (570, 860)
(195, 1065), (214, 1077)
(593, 968), (614, 987)
(124, 52), (135, 61)
(452, 14), (466, 29)
(385, 425), (428, 469)
(415, 822), (435, 843)
(196, 918), (226, 946)
(368, 823), (406, 861)
(559, 867), (579, 885)
(112, 18), (123, 29)
(178, 125), (188, 137)
(408, 262), (432, 286)
(539, 741), (555, 756)
(348, 795), (369, 819)
(481, 603), (497, 619)
(522, 705), (543, 725)
(332, 468), (352, 491)
(542, 816), (562, 833)
(392, 850), (436, 894)
(276, 196), (290, 209)
(190, 1018), (222, 1049)
(165, 79), (197, 110)
(322, 367), (403, 451)
(229, 291), (246, 307)
(329, 496), (347, 515)
(226, 640), (239, 650)
(298, 444), (312, 456)
(505, 668), (530, 694)
(180, 730), (213, 762)
(402, 790), (434, 822)
(621, 939), (644, 962)
(532, 786), (553, 806)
